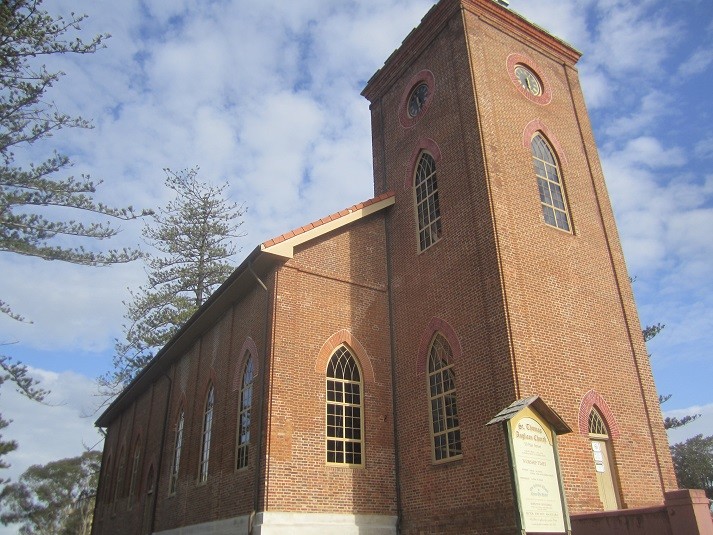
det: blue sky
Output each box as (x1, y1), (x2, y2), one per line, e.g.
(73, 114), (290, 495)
(0, 0), (712, 521)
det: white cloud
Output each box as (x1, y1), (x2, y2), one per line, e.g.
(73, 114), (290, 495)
(0, 368), (103, 485)
(0, 256), (144, 353)
(588, 0), (681, 77)
(695, 138), (713, 160)
(512, 0), (592, 51)
(678, 47), (713, 77)
(604, 91), (673, 138)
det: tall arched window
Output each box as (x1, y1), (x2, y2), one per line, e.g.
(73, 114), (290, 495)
(236, 355), (254, 470)
(326, 346), (363, 466)
(169, 409), (184, 495)
(198, 385), (214, 483)
(414, 152), (442, 251)
(112, 446), (126, 512)
(102, 454), (112, 513)
(589, 408), (620, 510)
(428, 334), (462, 462)
(128, 436), (141, 508)
(531, 134), (571, 231)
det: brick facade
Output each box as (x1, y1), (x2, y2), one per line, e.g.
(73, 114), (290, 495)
(92, 1), (679, 534)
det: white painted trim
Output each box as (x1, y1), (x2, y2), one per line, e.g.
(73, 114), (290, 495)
(262, 196), (395, 259)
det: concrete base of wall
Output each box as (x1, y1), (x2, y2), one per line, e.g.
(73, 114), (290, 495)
(154, 512), (398, 535)
(253, 512), (398, 534)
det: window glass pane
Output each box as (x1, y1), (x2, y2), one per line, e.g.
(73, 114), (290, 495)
(531, 134), (571, 231)
(199, 386), (214, 482)
(538, 178), (552, 205)
(415, 152), (442, 251)
(427, 335), (462, 462)
(555, 209), (570, 231)
(542, 205), (556, 226)
(237, 355), (255, 470)
(326, 346), (363, 465)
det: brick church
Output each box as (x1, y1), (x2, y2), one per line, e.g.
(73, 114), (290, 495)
(91, 1), (711, 534)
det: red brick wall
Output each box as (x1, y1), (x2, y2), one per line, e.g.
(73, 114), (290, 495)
(263, 213), (397, 515)
(368, 5), (520, 533)
(462, 3), (676, 511)
(93, 214), (397, 534)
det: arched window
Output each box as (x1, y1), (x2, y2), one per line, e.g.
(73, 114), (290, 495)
(414, 152), (442, 251)
(326, 346), (363, 466)
(531, 134), (571, 231)
(236, 355), (254, 470)
(589, 408), (620, 510)
(101, 453), (112, 513)
(169, 409), (184, 495)
(428, 334), (462, 462)
(128, 436), (141, 508)
(146, 464), (155, 495)
(198, 385), (215, 483)
(113, 446), (126, 512)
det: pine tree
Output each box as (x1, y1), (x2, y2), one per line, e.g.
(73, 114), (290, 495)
(1, 0), (150, 320)
(100, 168), (246, 393)
(1, 0), (150, 488)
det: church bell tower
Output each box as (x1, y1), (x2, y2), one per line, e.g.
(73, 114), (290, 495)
(362, 0), (676, 531)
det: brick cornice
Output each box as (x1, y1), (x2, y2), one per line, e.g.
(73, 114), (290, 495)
(362, 0), (458, 103)
(462, 0), (581, 64)
(362, 0), (580, 104)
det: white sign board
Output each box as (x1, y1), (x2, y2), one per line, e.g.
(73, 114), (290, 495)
(509, 416), (566, 533)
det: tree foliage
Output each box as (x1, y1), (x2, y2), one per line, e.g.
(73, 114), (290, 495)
(100, 167), (246, 393)
(671, 434), (713, 499)
(1, 0), (150, 320)
(0, 355), (47, 487)
(1, 0), (149, 494)
(0, 450), (101, 535)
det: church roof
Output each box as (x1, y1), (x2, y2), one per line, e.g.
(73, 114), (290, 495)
(261, 191), (395, 258)
(96, 191), (395, 428)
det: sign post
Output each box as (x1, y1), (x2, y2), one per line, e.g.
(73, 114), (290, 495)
(487, 396), (572, 535)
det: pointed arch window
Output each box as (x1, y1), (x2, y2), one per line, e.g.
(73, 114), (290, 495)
(588, 408), (620, 510)
(415, 152), (442, 251)
(198, 385), (214, 483)
(102, 454), (112, 509)
(128, 436), (141, 508)
(326, 346), (363, 466)
(169, 409), (184, 495)
(112, 446), (126, 512)
(531, 134), (571, 231)
(236, 355), (254, 470)
(428, 334), (462, 462)
(146, 464), (155, 495)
